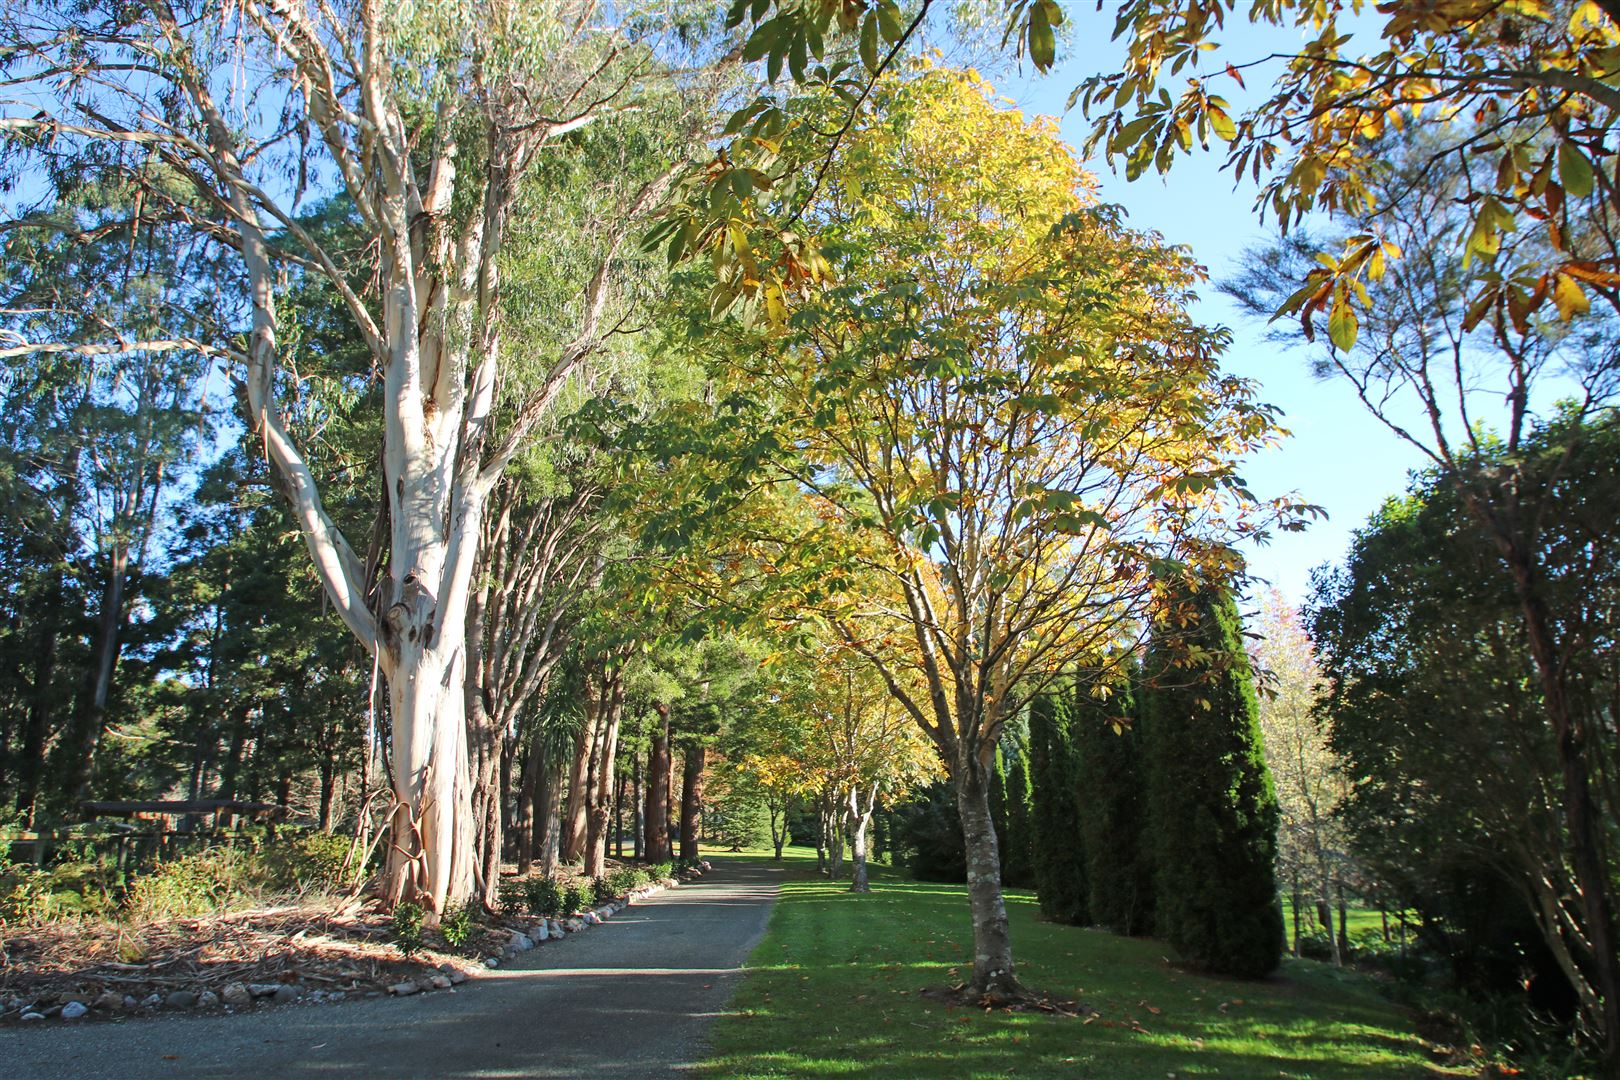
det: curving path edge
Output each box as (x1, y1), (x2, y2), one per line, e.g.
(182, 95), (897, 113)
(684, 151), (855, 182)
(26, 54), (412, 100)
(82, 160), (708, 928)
(2, 857), (782, 1079)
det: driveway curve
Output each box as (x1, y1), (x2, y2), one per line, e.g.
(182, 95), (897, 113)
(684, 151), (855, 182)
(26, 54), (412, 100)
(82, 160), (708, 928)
(2, 857), (782, 1080)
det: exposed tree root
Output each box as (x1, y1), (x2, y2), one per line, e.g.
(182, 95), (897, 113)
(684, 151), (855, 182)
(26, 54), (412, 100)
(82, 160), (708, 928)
(919, 983), (1093, 1017)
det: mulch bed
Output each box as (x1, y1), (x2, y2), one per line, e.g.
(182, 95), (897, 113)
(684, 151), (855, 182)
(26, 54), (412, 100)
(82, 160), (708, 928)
(0, 899), (489, 1021)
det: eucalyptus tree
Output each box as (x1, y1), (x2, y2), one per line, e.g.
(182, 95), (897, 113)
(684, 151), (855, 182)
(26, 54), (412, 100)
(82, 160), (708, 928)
(1, 0), (735, 910)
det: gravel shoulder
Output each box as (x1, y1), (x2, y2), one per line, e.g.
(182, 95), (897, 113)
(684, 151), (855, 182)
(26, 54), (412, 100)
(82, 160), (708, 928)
(1, 857), (782, 1080)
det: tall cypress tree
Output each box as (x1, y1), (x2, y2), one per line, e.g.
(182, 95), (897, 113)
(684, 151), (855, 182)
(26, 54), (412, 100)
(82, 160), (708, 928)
(1028, 691), (1089, 924)
(1072, 671), (1155, 936)
(1143, 583), (1285, 977)
(1003, 745), (1035, 888)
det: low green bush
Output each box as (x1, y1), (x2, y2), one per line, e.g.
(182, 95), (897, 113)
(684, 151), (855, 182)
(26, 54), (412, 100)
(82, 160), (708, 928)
(647, 860), (674, 881)
(604, 866), (647, 896)
(591, 875), (613, 904)
(123, 845), (265, 921)
(440, 902), (477, 949)
(393, 901), (425, 956)
(269, 831), (350, 892)
(525, 875), (562, 917)
(497, 878), (528, 914)
(561, 881), (591, 915)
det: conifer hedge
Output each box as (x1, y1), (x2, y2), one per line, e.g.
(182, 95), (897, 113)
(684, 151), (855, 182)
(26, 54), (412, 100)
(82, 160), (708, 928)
(1141, 584), (1285, 978)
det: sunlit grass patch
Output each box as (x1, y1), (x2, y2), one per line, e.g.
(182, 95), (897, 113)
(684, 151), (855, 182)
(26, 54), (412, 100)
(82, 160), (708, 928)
(702, 851), (1466, 1078)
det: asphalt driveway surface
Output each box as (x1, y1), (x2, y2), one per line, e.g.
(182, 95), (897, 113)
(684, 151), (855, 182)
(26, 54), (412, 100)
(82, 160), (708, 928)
(1, 857), (781, 1080)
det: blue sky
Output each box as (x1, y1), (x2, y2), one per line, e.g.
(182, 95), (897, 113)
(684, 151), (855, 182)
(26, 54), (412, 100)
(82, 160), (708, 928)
(993, 15), (1430, 604)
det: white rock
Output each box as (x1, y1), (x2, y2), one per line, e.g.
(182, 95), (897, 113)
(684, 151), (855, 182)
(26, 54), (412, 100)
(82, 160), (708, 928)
(92, 990), (123, 1012)
(529, 924), (549, 943)
(248, 983), (279, 998)
(221, 982), (252, 1007)
(198, 991), (219, 1008)
(140, 993), (162, 1008)
(508, 930), (532, 952)
(61, 1001), (88, 1020)
(388, 981), (419, 996)
(447, 970), (467, 986)
(428, 975), (452, 990)
(21, 1011), (44, 1022)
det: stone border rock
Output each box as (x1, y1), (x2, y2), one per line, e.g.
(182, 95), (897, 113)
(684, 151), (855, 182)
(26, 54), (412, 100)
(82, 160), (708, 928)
(1, 860), (716, 1025)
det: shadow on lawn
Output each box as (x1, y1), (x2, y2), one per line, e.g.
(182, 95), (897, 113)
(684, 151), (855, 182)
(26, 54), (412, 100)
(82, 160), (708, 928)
(703, 862), (1464, 1079)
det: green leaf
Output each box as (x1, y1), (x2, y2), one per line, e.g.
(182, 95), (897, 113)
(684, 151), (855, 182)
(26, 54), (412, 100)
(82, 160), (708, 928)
(1027, 1), (1055, 71)
(742, 18), (779, 61)
(1327, 292), (1359, 351)
(1559, 142), (1595, 200)
(877, 0), (904, 45)
(859, 13), (879, 72)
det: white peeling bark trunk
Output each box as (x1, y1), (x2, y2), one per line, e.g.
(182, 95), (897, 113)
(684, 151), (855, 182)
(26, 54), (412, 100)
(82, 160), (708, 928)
(846, 785), (873, 894)
(383, 632), (476, 911)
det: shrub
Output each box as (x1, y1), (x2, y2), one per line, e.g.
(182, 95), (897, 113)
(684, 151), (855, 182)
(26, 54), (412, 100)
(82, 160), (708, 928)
(1028, 692), (1087, 925)
(270, 831), (350, 892)
(393, 901), (425, 956)
(561, 881), (591, 915)
(496, 878), (527, 915)
(524, 876), (562, 917)
(1142, 584), (1285, 978)
(440, 903), (476, 949)
(606, 867), (647, 896)
(591, 875), (613, 904)
(123, 846), (262, 921)
(647, 861), (674, 882)
(1073, 671), (1156, 937)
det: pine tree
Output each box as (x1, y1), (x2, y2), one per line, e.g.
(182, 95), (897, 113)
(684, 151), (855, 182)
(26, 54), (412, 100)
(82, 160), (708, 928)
(1072, 672), (1155, 936)
(1028, 691), (1089, 924)
(1142, 584), (1285, 977)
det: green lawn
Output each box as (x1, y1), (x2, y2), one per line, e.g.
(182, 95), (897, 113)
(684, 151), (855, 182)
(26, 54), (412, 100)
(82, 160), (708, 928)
(701, 850), (1464, 1078)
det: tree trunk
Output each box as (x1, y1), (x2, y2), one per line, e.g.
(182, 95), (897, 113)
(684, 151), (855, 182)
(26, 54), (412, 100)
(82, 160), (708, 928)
(214, 705), (251, 800)
(847, 786), (873, 893)
(66, 547), (128, 802)
(319, 758), (337, 833)
(769, 796), (786, 859)
(537, 759), (564, 878)
(583, 670), (624, 879)
(679, 742), (705, 861)
(955, 755), (1022, 1002)
(515, 729), (545, 874)
(16, 613), (59, 823)
(632, 754), (644, 860)
(381, 637), (476, 914)
(465, 587), (504, 910)
(561, 710), (592, 865)
(613, 772), (625, 859)
(644, 703), (672, 863)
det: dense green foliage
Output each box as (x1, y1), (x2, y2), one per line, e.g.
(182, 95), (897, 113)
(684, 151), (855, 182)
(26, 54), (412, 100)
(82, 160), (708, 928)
(1026, 693), (1088, 925)
(1142, 585), (1285, 978)
(1072, 676), (1155, 937)
(1310, 415), (1620, 1043)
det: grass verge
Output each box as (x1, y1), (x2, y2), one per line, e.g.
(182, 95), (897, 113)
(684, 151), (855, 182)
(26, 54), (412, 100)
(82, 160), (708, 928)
(701, 850), (1467, 1078)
